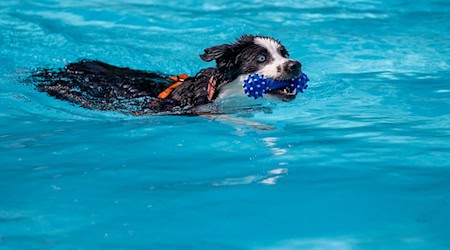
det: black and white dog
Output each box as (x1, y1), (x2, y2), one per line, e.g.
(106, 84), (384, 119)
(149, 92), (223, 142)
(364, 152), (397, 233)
(33, 35), (302, 116)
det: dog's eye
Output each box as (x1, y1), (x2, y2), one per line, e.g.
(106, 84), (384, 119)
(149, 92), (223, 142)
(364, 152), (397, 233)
(256, 55), (266, 63)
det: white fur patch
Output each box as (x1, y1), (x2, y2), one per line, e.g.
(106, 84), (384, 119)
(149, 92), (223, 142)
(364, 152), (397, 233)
(217, 74), (247, 99)
(254, 37), (289, 79)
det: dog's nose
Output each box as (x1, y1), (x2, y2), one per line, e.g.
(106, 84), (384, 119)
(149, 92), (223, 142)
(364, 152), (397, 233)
(287, 60), (301, 72)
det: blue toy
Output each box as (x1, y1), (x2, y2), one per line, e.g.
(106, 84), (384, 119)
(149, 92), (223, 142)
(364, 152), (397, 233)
(243, 73), (309, 99)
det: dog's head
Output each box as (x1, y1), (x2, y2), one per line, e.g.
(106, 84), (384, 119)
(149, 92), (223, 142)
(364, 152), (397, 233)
(200, 35), (302, 101)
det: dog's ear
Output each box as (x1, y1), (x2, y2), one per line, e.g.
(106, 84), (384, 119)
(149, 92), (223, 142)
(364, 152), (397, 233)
(199, 44), (233, 62)
(200, 42), (243, 83)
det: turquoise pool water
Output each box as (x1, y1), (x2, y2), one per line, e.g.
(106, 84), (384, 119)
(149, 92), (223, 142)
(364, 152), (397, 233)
(1, 0), (450, 249)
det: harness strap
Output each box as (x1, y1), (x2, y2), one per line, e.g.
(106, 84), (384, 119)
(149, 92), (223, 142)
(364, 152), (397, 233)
(207, 76), (217, 101)
(158, 73), (218, 102)
(157, 73), (189, 99)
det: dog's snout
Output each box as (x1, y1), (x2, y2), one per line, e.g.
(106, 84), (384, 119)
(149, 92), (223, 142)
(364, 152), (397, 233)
(288, 60), (301, 72)
(283, 60), (301, 76)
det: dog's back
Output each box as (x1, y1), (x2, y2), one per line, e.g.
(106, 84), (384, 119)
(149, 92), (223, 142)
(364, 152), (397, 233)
(33, 60), (187, 115)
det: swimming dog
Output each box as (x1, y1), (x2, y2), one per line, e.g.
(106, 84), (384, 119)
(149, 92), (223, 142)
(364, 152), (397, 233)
(33, 35), (302, 116)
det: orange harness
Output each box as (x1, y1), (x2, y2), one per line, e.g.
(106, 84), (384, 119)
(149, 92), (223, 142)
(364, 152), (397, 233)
(157, 73), (217, 101)
(157, 73), (189, 99)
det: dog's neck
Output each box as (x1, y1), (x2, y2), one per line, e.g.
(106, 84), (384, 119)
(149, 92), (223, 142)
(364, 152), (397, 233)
(216, 74), (247, 100)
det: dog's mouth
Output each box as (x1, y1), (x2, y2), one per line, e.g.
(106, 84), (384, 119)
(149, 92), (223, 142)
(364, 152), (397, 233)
(266, 86), (297, 101)
(266, 74), (301, 101)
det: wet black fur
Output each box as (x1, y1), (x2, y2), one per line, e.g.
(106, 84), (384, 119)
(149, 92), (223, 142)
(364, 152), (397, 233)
(32, 35), (289, 115)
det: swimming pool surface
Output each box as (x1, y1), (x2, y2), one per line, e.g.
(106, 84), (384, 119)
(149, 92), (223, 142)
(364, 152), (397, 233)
(1, 0), (450, 249)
